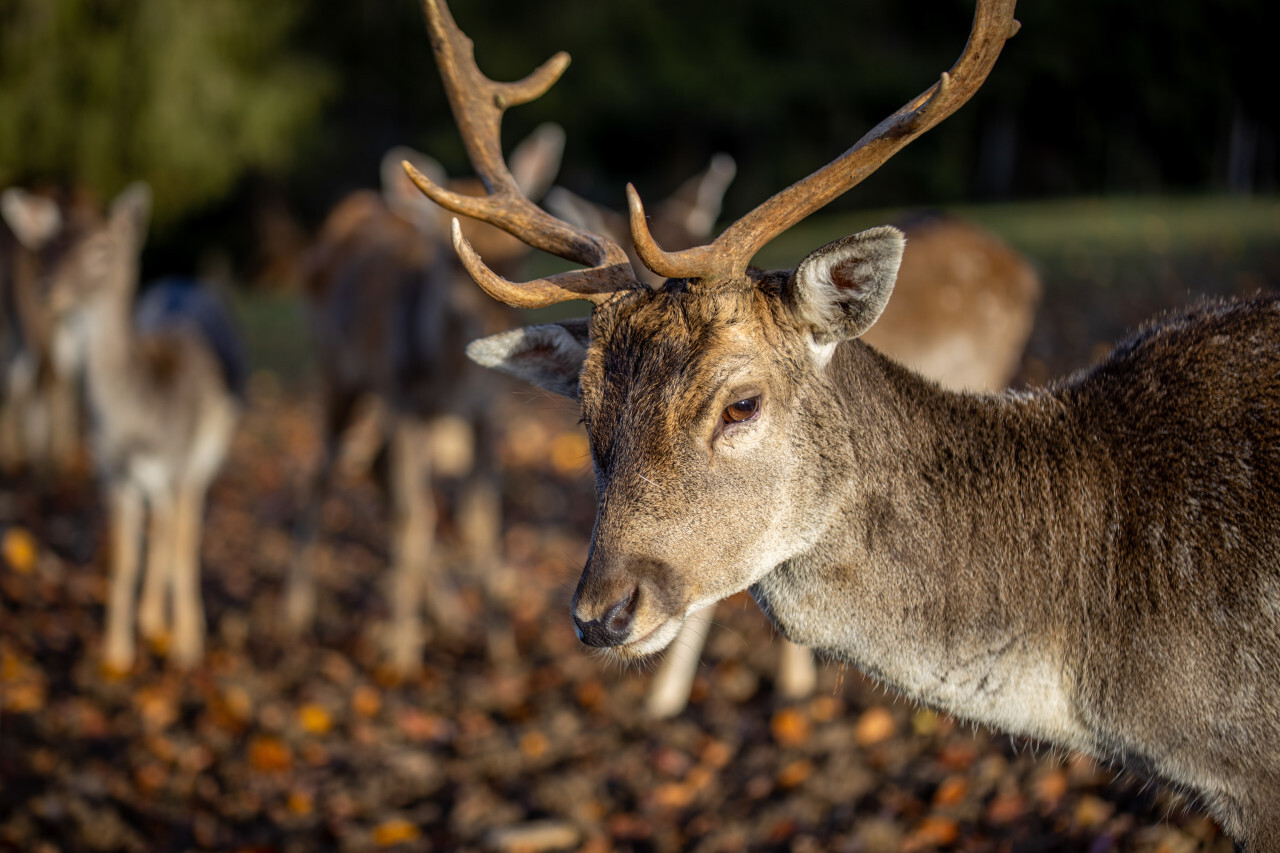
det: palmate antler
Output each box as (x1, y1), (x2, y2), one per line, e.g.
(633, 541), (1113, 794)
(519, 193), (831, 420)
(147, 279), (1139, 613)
(412, 0), (1020, 307)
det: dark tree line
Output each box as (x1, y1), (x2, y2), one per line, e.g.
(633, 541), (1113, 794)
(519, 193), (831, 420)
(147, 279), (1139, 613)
(1, 0), (1274, 272)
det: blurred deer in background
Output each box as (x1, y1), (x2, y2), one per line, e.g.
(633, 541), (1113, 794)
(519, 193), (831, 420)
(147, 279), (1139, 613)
(291, 125), (563, 674)
(0, 187), (98, 476)
(9, 182), (245, 670)
(552, 185), (1039, 716)
(408, 0), (1280, 847)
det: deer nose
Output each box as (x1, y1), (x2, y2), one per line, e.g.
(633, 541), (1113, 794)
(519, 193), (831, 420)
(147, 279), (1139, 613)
(573, 587), (640, 647)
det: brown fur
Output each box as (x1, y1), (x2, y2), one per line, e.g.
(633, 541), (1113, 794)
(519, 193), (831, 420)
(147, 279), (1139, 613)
(472, 234), (1280, 848)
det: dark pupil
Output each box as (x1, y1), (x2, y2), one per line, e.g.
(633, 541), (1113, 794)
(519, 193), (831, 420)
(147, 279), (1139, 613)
(725, 398), (758, 422)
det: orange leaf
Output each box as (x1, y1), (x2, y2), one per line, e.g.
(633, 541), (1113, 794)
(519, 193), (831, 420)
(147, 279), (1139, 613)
(287, 791), (314, 816)
(777, 758), (814, 789)
(247, 736), (293, 773)
(933, 775), (968, 806)
(903, 817), (959, 852)
(519, 730), (549, 760)
(373, 819), (421, 846)
(770, 708), (811, 748)
(2, 527), (37, 574)
(297, 703), (333, 735)
(853, 706), (895, 747)
(352, 685), (381, 718)
(650, 782), (695, 809)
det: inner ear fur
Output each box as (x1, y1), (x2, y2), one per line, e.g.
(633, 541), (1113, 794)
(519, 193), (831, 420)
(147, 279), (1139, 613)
(466, 318), (590, 400)
(790, 225), (905, 345)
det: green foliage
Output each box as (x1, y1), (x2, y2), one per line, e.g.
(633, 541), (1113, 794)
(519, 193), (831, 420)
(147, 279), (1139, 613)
(0, 0), (331, 223)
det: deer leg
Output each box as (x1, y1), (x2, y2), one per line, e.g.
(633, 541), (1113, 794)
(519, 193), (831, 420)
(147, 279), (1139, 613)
(168, 481), (207, 668)
(460, 411), (515, 664)
(102, 480), (144, 673)
(646, 606), (715, 718)
(46, 369), (79, 474)
(776, 639), (817, 700)
(287, 383), (358, 632)
(387, 416), (432, 675)
(137, 491), (175, 644)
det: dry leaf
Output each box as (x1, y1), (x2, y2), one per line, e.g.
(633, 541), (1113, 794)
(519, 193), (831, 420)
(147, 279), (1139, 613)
(853, 706), (895, 746)
(297, 703), (333, 735)
(247, 736), (293, 773)
(372, 818), (421, 846)
(777, 759), (813, 789)
(1, 527), (37, 574)
(933, 775), (968, 807)
(770, 708), (811, 748)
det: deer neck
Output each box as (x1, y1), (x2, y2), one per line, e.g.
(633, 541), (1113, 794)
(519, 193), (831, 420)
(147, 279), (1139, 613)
(80, 279), (140, 407)
(752, 341), (1102, 751)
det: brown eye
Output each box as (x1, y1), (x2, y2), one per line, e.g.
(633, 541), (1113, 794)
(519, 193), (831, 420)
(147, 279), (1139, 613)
(722, 396), (760, 424)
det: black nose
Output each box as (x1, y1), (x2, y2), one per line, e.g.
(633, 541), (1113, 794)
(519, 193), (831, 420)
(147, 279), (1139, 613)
(573, 587), (640, 647)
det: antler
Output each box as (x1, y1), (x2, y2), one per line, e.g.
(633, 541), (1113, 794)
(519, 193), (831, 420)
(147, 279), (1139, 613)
(627, 0), (1021, 284)
(407, 0), (640, 308)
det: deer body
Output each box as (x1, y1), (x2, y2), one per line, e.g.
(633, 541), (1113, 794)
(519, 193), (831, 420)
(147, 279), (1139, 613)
(404, 0), (1279, 844)
(754, 297), (1280, 836)
(46, 184), (242, 671)
(292, 128), (562, 672)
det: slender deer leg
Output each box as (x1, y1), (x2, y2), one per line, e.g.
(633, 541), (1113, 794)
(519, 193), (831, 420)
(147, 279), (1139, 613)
(137, 490), (175, 643)
(287, 383), (359, 632)
(103, 480), (144, 673)
(646, 606), (714, 718)
(388, 416), (434, 675)
(47, 370), (79, 474)
(776, 639), (817, 700)
(461, 411), (515, 663)
(169, 481), (207, 668)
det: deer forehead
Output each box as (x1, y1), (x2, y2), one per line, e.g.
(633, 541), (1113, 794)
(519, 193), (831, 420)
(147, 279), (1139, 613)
(579, 278), (807, 457)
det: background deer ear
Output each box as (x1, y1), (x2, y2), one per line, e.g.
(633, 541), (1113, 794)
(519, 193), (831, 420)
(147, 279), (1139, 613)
(791, 225), (905, 347)
(467, 318), (590, 400)
(508, 123), (566, 202)
(381, 146), (449, 235)
(1, 188), (63, 250)
(108, 182), (152, 247)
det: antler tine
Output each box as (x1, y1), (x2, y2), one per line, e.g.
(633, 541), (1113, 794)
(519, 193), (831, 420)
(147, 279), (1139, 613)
(630, 0), (1020, 284)
(413, 0), (640, 308)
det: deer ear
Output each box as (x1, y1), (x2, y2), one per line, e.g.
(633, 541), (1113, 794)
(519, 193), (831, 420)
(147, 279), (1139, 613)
(508, 123), (566, 202)
(467, 318), (590, 400)
(1, 189), (63, 250)
(791, 225), (904, 348)
(108, 182), (152, 247)
(381, 146), (449, 235)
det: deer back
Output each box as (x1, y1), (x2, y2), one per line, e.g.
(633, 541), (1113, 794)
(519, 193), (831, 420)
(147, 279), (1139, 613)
(863, 213), (1039, 391)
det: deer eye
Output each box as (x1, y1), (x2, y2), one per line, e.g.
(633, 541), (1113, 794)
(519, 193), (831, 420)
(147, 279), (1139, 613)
(722, 396), (760, 424)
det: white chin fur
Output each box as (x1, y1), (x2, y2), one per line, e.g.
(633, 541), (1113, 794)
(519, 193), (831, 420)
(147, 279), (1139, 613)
(614, 617), (685, 659)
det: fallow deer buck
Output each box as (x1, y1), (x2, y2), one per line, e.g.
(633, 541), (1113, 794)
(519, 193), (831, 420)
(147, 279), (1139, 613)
(406, 0), (1280, 846)
(22, 183), (245, 671)
(291, 126), (563, 673)
(552, 179), (1041, 717)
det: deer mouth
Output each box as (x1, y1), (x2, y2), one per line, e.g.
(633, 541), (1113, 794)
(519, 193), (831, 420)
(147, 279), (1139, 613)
(610, 616), (685, 660)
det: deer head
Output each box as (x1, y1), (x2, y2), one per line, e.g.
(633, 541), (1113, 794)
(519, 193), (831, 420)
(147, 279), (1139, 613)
(408, 0), (1020, 658)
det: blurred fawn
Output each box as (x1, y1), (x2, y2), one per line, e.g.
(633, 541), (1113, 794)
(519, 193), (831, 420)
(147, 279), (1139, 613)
(15, 183), (244, 671)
